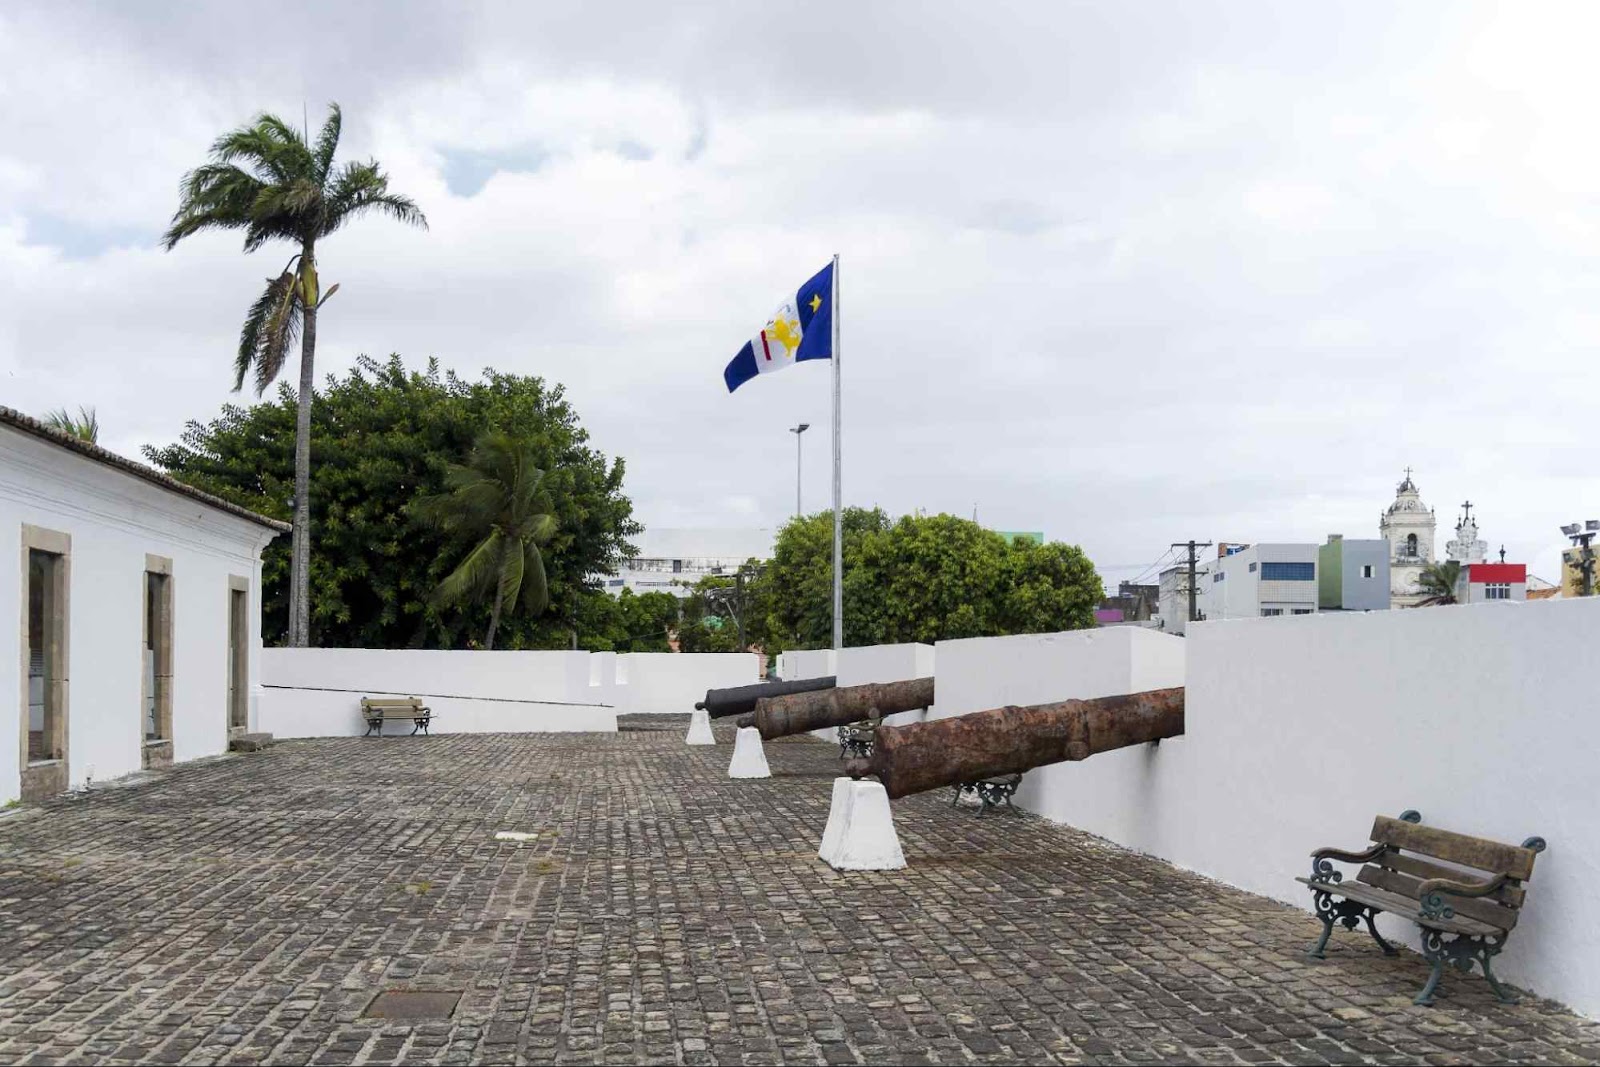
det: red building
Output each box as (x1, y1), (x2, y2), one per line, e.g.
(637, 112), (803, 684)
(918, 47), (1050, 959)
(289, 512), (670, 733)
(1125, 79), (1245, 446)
(1456, 562), (1527, 604)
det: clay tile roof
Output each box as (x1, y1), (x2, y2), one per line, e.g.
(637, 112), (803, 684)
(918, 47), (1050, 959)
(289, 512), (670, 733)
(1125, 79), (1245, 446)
(0, 406), (290, 534)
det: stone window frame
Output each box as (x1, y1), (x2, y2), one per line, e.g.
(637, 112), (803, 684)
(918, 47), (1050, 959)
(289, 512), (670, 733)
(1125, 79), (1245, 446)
(226, 575), (250, 735)
(142, 555), (175, 764)
(19, 524), (70, 801)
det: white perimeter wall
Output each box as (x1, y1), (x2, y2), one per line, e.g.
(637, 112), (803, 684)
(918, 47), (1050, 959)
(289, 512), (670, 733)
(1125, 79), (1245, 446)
(931, 603), (1600, 1017)
(259, 648), (760, 736)
(0, 427), (274, 804)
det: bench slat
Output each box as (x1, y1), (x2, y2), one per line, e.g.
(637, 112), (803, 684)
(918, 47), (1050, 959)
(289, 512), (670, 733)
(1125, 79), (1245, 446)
(1369, 816), (1538, 880)
(1379, 851), (1526, 908)
(1356, 866), (1519, 931)
(1295, 877), (1500, 937)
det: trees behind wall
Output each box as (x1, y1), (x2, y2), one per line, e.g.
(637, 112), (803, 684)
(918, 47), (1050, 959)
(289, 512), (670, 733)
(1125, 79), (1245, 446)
(760, 509), (1103, 650)
(146, 355), (641, 649)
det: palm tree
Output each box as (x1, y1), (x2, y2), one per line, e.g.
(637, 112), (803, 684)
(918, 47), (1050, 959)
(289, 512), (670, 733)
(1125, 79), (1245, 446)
(41, 406), (98, 444)
(1414, 560), (1462, 606)
(411, 432), (558, 650)
(163, 103), (426, 646)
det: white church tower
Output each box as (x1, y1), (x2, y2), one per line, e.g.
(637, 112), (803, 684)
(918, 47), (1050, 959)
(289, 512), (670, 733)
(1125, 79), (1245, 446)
(1446, 501), (1488, 565)
(1379, 469), (1437, 608)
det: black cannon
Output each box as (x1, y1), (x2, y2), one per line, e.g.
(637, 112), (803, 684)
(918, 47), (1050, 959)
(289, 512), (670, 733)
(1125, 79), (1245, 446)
(695, 675), (836, 718)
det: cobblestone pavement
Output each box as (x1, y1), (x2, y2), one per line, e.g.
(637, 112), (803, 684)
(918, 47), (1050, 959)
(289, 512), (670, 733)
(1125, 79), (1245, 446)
(1, 718), (1597, 1066)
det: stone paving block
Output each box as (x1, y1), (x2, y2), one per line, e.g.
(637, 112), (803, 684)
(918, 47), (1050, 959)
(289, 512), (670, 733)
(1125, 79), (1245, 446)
(0, 716), (1596, 1064)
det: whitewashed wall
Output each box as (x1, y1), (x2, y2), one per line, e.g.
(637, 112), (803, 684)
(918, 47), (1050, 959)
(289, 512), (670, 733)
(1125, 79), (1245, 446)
(0, 426), (275, 804)
(613, 652), (760, 713)
(778, 649), (835, 681)
(935, 603), (1600, 1017)
(259, 648), (759, 735)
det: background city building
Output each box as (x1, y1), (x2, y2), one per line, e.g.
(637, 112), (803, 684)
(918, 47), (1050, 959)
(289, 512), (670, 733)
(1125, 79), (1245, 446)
(1379, 471), (1437, 608)
(605, 527), (775, 596)
(1318, 535), (1390, 611)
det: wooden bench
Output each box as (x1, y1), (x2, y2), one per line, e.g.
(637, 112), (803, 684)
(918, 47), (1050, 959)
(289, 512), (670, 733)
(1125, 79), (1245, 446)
(361, 696), (432, 737)
(837, 720), (876, 759)
(951, 774), (1023, 815)
(1298, 809), (1547, 1005)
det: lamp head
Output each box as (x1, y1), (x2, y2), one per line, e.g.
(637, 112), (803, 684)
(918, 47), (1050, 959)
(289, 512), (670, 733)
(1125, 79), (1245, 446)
(792, 423), (810, 434)
(1562, 523), (1581, 537)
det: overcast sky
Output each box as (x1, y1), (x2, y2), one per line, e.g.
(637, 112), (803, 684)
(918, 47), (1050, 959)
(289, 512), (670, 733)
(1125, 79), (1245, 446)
(3, 2), (1597, 584)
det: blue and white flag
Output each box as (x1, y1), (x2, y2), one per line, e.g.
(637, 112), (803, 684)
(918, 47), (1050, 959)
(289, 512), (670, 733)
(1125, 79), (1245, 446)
(723, 262), (834, 393)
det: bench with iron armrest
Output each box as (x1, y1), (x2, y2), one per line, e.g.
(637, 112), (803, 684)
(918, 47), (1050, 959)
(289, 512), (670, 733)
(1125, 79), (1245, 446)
(362, 696), (432, 737)
(951, 774), (1023, 815)
(1298, 809), (1546, 1005)
(836, 709), (882, 760)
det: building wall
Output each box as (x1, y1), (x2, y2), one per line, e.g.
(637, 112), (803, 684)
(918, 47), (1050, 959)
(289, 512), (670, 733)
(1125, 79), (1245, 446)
(0, 429), (274, 804)
(1339, 539), (1390, 610)
(1203, 544), (1318, 620)
(259, 649), (759, 735)
(930, 600), (1600, 1017)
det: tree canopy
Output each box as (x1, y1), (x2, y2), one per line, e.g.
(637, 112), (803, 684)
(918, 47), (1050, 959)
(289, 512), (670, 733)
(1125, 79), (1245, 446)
(762, 509), (1102, 649)
(145, 355), (639, 648)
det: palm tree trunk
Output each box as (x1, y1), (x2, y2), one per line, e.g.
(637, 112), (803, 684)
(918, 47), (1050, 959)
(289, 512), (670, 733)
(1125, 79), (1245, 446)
(288, 241), (317, 647)
(485, 582), (505, 651)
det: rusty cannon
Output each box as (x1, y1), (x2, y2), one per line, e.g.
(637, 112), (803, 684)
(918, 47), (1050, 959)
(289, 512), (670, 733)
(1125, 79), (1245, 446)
(696, 675), (836, 719)
(739, 676), (936, 740)
(841, 687), (1184, 800)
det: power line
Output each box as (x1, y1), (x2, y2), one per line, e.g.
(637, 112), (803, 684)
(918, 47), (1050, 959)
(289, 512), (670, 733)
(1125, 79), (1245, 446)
(1171, 540), (1214, 623)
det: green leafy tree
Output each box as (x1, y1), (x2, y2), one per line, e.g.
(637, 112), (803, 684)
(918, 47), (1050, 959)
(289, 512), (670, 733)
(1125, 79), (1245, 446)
(676, 566), (775, 653)
(763, 510), (1101, 648)
(411, 432), (556, 650)
(41, 406), (99, 443)
(765, 508), (892, 649)
(163, 103), (427, 647)
(1415, 560), (1462, 606)
(1000, 538), (1103, 633)
(144, 355), (639, 648)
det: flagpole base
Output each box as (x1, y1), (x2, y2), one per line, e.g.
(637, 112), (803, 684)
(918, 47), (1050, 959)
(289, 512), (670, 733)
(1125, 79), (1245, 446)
(727, 727), (771, 778)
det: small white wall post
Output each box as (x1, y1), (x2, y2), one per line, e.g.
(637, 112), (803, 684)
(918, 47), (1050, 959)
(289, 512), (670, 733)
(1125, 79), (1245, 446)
(818, 777), (906, 870)
(727, 726), (771, 778)
(685, 708), (716, 745)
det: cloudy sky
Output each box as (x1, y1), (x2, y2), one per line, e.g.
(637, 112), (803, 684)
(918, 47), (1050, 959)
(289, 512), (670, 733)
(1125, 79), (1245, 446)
(3, 2), (1597, 585)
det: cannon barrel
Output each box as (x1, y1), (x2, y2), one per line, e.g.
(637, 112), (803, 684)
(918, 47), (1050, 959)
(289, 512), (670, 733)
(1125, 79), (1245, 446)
(752, 677), (936, 740)
(696, 676), (836, 718)
(843, 687), (1184, 799)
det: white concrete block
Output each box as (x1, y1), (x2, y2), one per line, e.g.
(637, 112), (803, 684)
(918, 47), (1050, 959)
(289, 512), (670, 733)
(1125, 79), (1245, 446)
(818, 777), (906, 870)
(685, 708), (716, 745)
(727, 726), (771, 778)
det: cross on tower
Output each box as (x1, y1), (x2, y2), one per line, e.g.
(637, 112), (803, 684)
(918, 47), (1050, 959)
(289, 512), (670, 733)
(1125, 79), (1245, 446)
(1460, 500), (1474, 523)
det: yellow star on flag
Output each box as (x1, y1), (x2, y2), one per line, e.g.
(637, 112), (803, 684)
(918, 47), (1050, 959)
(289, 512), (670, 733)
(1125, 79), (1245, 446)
(809, 293), (822, 313)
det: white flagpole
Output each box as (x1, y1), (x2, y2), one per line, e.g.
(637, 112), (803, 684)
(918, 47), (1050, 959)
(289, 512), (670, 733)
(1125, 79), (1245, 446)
(831, 253), (843, 652)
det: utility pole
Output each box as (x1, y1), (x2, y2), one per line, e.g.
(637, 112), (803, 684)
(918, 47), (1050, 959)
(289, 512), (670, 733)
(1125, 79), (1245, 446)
(789, 423), (810, 518)
(1172, 540), (1214, 624)
(1561, 522), (1599, 597)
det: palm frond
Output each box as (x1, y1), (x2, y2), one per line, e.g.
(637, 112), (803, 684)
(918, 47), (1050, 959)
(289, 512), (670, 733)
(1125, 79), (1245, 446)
(163, 164), (267, 248)
(236, 272), (302, 393)
(312, 103), (342, 180)
(432, 529), (504, 607)
(519, 540), (549, 613)
(321, 160), (428, 237)
(497, 536), (526, 616)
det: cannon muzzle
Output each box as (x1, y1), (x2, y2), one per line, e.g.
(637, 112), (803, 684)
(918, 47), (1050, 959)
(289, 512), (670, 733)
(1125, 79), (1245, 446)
(696, 676), (836, 718)
(752, 677), (935, 740)
(844, 687), (1184, 799)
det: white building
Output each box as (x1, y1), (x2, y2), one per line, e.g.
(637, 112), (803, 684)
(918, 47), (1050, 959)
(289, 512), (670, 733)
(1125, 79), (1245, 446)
(1445, 503), (1489, 565)
(1, 407), (284, 804)
(1200, 543), (1320, 620)
(1379, 470), (1437, 608)
(603, 527), (775, 596)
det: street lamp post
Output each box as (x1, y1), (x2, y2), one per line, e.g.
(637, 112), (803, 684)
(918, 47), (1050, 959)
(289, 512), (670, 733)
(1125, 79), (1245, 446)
(1561, 521), (1600, 596)
(789, 423), (810, 518)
